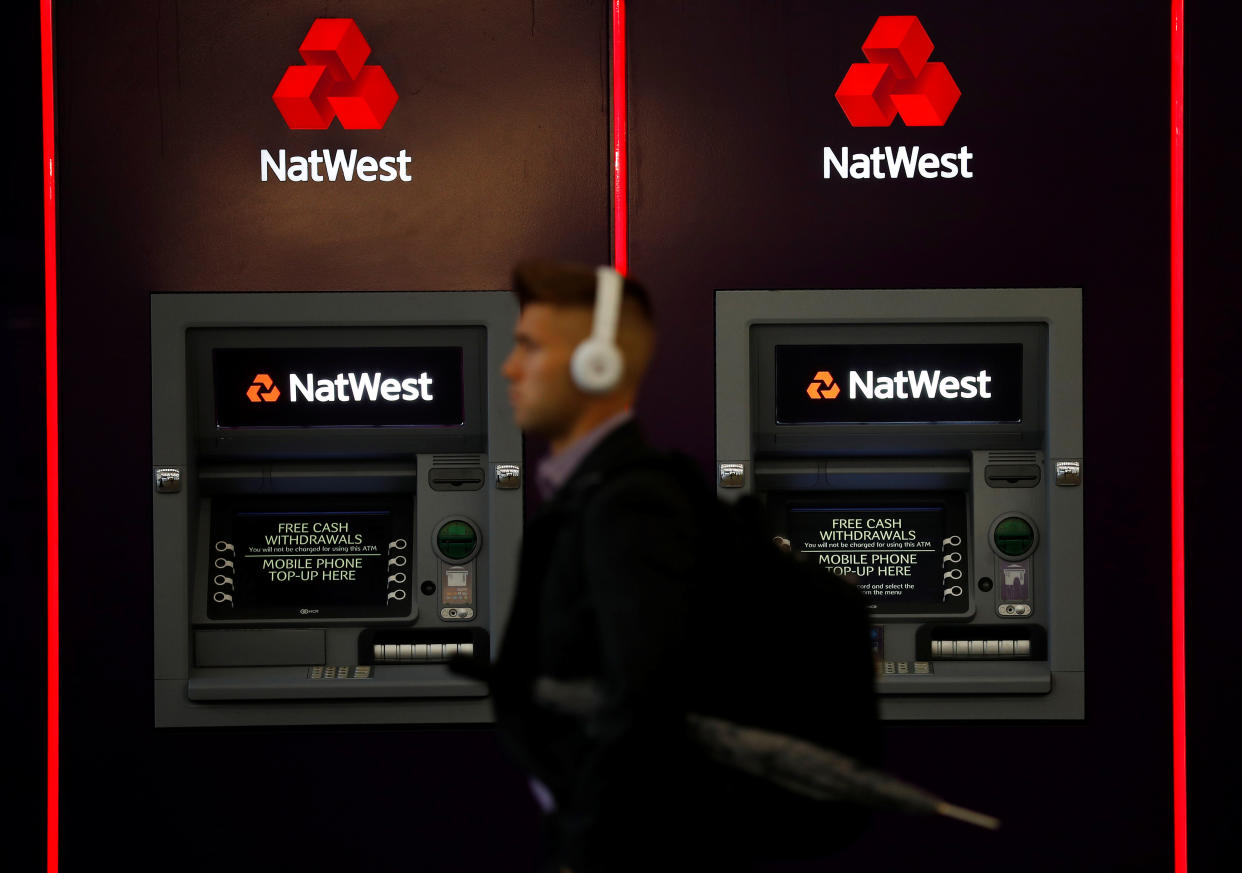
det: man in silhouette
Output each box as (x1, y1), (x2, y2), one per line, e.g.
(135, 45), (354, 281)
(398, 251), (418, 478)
(492, 260), (738, 873)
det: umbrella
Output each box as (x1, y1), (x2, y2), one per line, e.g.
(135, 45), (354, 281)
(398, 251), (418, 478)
(533, 676), (1000, 830)
(687, 712), (999, 830)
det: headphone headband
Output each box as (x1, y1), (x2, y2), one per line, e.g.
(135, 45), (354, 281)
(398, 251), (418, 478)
(592, 266), (624, 344)
(570, 266), (626, 393)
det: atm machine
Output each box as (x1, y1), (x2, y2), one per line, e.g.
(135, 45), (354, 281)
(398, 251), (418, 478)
(716, 289), (1083, 719)
(152, 292), (521, 727)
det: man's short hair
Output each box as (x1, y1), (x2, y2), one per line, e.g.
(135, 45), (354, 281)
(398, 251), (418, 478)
(512, 259), (654, 321)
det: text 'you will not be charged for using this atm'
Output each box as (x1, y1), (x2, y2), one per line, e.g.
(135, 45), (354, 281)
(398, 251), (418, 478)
(796, 510), (966, 606)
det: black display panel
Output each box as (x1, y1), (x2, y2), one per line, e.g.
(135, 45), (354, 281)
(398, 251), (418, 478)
(776, 343), (1022, 424)
(213, 347), (465, 428)
(208, 497), (412, 620)
(783, 493), (968, 615)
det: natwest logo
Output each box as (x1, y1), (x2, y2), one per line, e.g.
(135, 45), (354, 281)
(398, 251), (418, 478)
(289, 372), (435, 403)
(846, 368), (992, 401)
(273, 18), (398, 130)
(806, 371), (841, 399)
(823, 16), (973, 182)
(243, 372), (437, 404)
(246, 374), (281, 403)
(777, 345), (1018, 425)
(262, 19), (412, 184)
(835, 16), (960, 127)
(806, 367), (993, 401)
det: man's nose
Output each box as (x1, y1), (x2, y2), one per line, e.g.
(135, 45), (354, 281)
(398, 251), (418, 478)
(501, 350), (518, 380)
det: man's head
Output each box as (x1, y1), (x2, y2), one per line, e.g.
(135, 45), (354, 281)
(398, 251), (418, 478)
(502, 259), (656, 451)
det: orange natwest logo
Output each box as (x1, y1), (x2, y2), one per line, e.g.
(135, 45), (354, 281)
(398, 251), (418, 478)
(806, 371), (841, 400)
(247, 373), (281, 403)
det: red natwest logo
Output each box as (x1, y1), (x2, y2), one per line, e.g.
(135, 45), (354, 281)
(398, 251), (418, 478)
(273, 19), (398, 130)
(835, 16), (960, 127)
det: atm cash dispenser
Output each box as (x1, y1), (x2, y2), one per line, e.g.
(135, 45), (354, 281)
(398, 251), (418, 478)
(152, 292), (521, 727)
(716, 289), (1083, 719)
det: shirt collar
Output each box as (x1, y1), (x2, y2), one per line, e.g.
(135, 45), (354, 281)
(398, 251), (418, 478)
(535, 409), (634, 499)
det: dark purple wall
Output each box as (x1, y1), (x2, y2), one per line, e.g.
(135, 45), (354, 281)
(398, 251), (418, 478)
(625, 4), (1173, 871)
(52, 2), (609, 871)
(4, 1), (1231, 870)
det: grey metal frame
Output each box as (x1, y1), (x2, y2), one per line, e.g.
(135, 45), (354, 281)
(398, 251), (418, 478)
(152, 292), (522, 727)
(716, 288), (1084, 720)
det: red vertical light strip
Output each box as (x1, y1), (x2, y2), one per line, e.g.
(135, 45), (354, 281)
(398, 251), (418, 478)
(40, 0), (60, 871)
(610, 0), (628, 274)
(1171, 3), (1186, 873)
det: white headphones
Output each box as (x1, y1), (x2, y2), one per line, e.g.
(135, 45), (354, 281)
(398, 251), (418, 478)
(570, 266), (625, 393)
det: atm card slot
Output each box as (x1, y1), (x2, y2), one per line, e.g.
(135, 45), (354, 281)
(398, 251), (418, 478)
(753, 458), (971, 492)
(984, 464), (1041, 488)
(428, 466), (485, 491)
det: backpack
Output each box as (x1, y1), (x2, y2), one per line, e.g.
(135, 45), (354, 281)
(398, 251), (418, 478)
(574, 450), (880, 858)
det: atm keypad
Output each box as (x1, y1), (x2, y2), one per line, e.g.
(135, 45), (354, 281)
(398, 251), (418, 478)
(879, 661), (932, 675)
(309, 666), (372, 679)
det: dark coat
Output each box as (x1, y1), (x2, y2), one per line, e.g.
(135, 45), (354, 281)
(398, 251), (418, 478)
(493, 421), (725, 872)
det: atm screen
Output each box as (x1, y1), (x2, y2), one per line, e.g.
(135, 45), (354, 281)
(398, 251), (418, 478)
(785, 493), (968, 615)
(213, 346), (466, 428)
(776, 343), (1023, 424)
(209, 497), (413, 620)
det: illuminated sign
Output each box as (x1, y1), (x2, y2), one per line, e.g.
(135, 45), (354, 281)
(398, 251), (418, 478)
(209, 497), (412, 619)
(259, 148), (412, 182)
(288, 371), (435, 403)
(825, 16), (974, 182)
(263, 19), (412, 183)
(246, 373), (281, 403)
(841, 368), (992, 401)
(777, 344), (1021, 424)
(822, 145), (973, 180)
(213, 347), (465, 428)
(805, 371), (841, 399)
(788, 494), (968, 614)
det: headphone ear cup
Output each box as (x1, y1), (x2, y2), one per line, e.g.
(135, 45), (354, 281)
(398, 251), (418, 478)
(571, 338), (624, 393)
